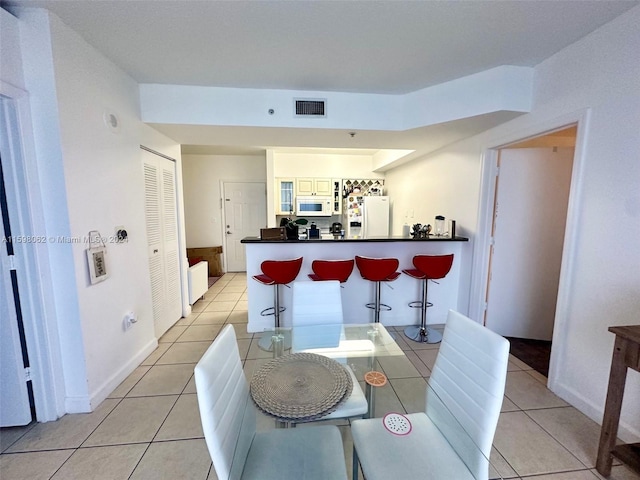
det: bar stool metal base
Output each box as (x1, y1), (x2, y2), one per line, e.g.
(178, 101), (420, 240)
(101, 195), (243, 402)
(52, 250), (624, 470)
(257, 286), (288, 352)
(404, 325), (442, 344)
(366, 302), (396, 341)
(258, 330), (292, 352)
(364, 302), (392, 312)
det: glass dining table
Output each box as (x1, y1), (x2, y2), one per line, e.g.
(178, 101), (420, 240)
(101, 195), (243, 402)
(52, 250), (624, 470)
(267, 322), (404, 419)
(233, 323), (503, 480)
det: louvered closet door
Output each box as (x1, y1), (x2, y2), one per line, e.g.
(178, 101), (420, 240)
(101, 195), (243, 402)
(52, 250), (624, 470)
(142, 150), (182, 337)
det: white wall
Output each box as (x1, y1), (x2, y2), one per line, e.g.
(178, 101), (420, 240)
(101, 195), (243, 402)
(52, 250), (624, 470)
(47, 12), (187, 408)
(272, 152), (386, 179)
(182, 154), (267, 248)
(1, 9), (24, 88)
(11, 8), (184, 413)
(384, 142), (482, 315)
(385, 5), (640, 438)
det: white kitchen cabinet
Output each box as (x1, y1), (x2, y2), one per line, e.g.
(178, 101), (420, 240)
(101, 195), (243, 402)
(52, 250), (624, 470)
(276, 178), (295, 214)
(296, 178), (313, 196)
(296, 178), (332, 196)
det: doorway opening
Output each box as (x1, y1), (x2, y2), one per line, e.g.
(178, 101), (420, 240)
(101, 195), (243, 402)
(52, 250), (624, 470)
(484, 125), (578, 377)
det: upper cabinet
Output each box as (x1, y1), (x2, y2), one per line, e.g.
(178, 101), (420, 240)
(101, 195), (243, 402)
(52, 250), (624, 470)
(296, 178), (332, 196)
(275, 178), (295, 215)
(275, 177), (362, 216)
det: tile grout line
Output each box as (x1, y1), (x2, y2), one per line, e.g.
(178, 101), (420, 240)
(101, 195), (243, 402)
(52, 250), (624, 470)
(521, 408), (594, 471)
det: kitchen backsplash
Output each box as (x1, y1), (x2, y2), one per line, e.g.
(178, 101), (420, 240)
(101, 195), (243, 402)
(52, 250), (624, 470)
(276, 215), (341, 233)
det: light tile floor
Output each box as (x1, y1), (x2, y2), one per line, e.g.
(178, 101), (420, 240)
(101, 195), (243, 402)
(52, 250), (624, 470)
(1, 272), (639, 480)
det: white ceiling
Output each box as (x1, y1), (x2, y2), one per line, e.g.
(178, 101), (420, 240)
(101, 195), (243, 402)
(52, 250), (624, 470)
(6, 0), (638, 156)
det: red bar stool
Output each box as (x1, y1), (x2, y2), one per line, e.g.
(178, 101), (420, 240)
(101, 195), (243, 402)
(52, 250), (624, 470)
(253, 257), (303, 351)
(403, 254), (454, 343)
(355, 256), (400, 324)
(308, 259), (355, 283)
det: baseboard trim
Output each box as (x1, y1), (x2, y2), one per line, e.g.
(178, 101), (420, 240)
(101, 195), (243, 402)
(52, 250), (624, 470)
(86, 338), (159, 411)
(64, 395), (92, 414)
(551, 381), (640, 442)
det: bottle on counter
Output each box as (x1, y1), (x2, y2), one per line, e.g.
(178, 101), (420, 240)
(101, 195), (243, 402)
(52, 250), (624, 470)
(435, 215), (445, 236)
(308, 222), (319, 239)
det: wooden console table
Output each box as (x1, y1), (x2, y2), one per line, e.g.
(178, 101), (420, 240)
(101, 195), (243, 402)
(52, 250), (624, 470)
(596, 325), (640, 476)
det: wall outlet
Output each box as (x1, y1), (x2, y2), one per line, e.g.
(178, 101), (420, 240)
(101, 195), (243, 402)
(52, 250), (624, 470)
(123, 311), (137, 331)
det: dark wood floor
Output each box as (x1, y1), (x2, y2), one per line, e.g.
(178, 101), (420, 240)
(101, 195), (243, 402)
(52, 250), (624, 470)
(505, 337), (552, 377)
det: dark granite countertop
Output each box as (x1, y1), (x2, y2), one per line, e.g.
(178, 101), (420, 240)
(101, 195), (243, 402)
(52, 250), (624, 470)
(241, 235), (469, 244)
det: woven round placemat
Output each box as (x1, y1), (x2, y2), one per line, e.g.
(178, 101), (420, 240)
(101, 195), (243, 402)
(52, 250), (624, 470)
(250, 352), (353, 421)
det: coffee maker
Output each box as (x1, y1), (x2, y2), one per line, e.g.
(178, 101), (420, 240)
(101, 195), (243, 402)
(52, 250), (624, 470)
(330, 222), (343, 235)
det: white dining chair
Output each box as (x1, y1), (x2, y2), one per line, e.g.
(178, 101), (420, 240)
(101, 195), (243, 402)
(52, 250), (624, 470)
(351, 310), (510, 480)
(194, 324), (348, 480)
(291, 280), (369, 420)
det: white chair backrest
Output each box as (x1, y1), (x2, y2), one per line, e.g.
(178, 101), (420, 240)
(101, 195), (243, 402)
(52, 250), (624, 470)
(427, 310), (509, 466)
(292, 280), (343, 351)
(292, 280), (343, 325)
(194, 324), (255, 480)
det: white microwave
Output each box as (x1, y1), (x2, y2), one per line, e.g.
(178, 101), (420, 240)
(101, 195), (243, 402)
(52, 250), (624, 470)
(296, 196), (333, 216)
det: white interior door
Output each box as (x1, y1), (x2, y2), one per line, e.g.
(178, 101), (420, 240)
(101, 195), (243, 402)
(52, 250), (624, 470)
(485, 147), (574, 340)
(0, 196), (32, 427)
(223, 182), (266, 272)
(142, 150), (182, 337)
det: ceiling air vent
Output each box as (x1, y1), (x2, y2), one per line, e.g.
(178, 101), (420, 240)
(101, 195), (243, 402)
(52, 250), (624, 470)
(295, 99), (326, 117)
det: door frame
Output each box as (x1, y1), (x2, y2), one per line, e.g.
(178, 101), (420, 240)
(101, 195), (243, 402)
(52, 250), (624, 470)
(470, 108), (591, 389)
(1, 81), (64, 421)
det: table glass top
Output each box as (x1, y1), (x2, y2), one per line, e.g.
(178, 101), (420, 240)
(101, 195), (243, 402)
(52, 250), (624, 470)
(271, 322), (405, 359)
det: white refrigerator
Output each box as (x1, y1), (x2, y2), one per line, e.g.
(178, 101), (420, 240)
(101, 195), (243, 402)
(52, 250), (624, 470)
(344, 195), (390, 238)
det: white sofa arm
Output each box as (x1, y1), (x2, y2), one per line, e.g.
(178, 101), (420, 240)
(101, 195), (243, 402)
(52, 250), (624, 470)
(188, 260), (209, 304)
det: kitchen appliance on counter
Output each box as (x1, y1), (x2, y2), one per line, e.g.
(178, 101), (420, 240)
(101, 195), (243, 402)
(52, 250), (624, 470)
(434, 215), (446, 236)
(295, 196), (332, 216)
(308, 222), (320, 239)
(343, 195), (390, 238)
(368, 182), (384, 196)
(330, 222), (343, 235)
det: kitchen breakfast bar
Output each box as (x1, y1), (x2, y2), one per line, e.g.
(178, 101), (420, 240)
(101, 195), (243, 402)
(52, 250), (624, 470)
(241, 236), (470, 334)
